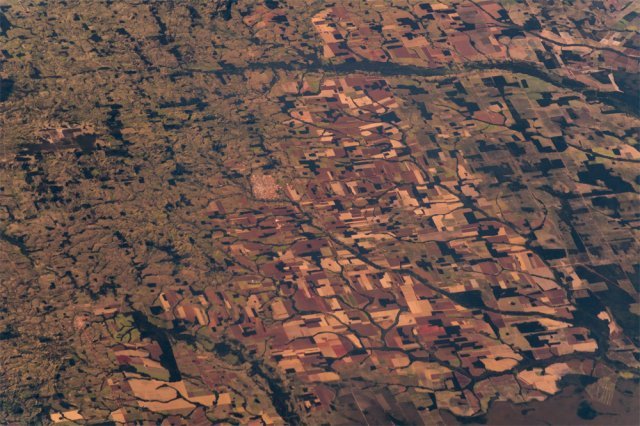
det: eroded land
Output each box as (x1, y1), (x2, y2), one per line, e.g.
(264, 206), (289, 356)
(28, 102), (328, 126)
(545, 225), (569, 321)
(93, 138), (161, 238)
(0, 0), (639, 424)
